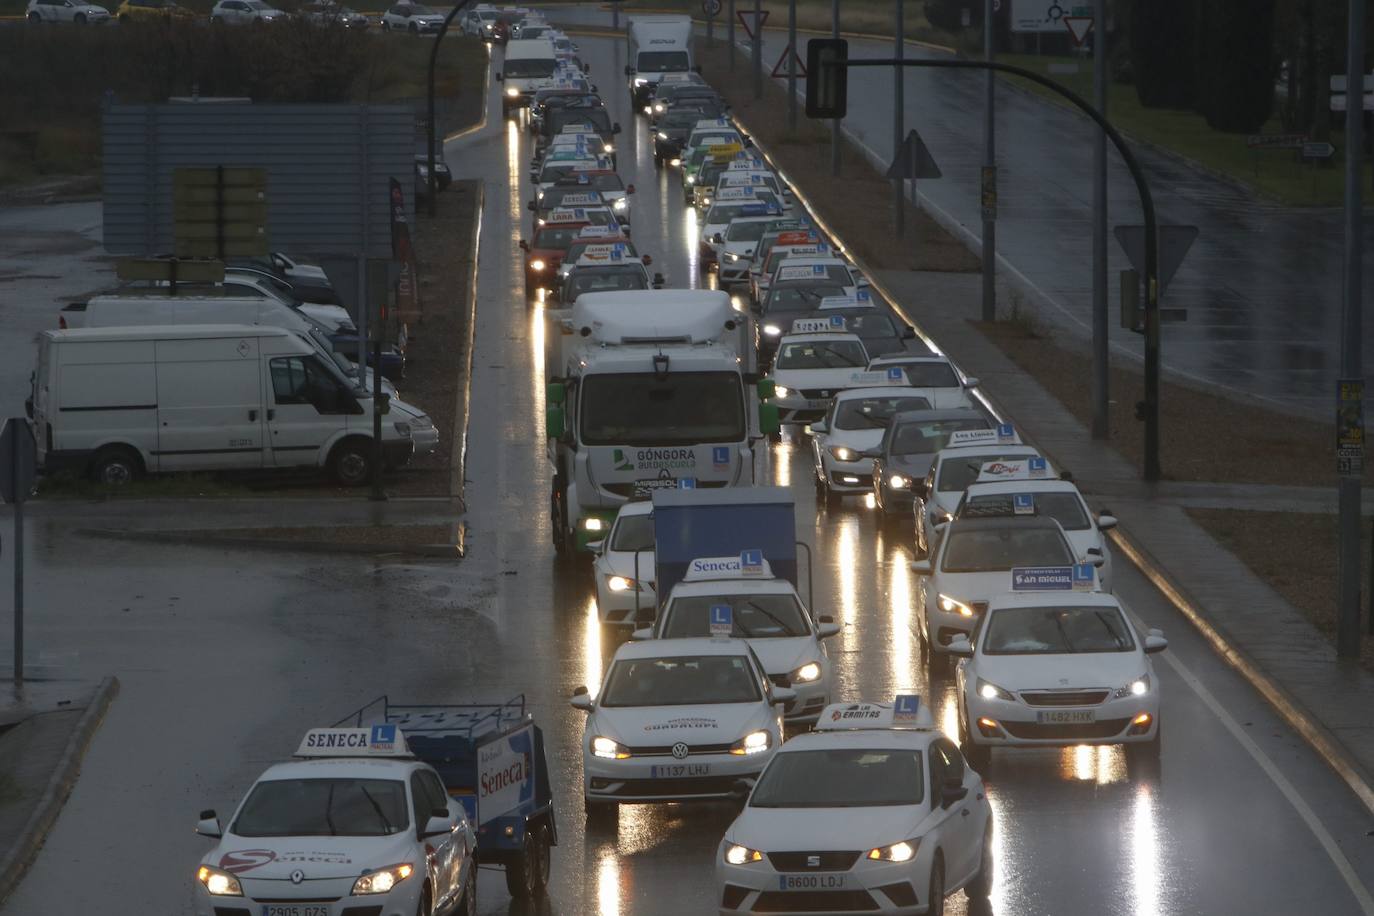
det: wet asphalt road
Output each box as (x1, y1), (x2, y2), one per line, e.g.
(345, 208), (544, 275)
(1, 30), (1373, 916)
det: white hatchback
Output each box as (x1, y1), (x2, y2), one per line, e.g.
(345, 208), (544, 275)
(590, 500), (656, 628)
(210, 0), (286, 24)
(810, 378), (939, 502)
(26, 0), (110, 23)
(767, 326), (870, 427)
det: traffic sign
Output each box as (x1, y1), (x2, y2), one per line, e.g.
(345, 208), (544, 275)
(770, 46), (806, 79)
(1337, 379), (1364, 477)
(736, 8), (768, 38)
(1302, 141), (1336, 160)
(0, 418), (35, 505)
(115, 258), (225, 284)
(1063, 16), (1092, 46)
(886, 129), (942, 181)
(1011, 0), (1090, 33)
(173, 166), (268, 259)
(1113, 225), (1198, 296)
(805, 38), (848, 119)
(1245, 133), (1307, 150)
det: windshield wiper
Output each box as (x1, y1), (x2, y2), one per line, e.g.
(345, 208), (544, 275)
(741, 600), (799, 636)
(1052, 615), (1079, 653)
(1092, 611), (1129, 649)
(358, 784), (394, 834)
(324, 783), (338, 836)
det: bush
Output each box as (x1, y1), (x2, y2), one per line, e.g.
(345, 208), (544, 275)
(923, 0), (980, 32)
(1196, 0), (1277, 133)
(1128, 0), (1197, 108)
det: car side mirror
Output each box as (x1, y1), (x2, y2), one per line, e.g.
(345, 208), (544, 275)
(817, 622), (840, 638)
(1097, 513), (1118, 531)
(712, 233), (724, 244)
(641, 253), (653, 265)
(1060, 470), (1075, 482)
(810, 420), (828, 434)
(947, 634), (973, 657)
(613, 122), (622, 134)
(909, 558), (932, 575)
(196, 810), (222, 838)
(1086, 549), (1106, 568)
(941, 776), (968, 808)
(1144, 632), (1169, 654)
(570, 687), (593, 711)
(756, 378), (776, 400)
(624, 65), (634, 76)
(902, 325), (916, 340)
(519, 239), (529, 251)
(770, 686), (797, 705)
(587, 539), (605, 555)
(631, 627), (653, 641)
(421, 812), (452, 839)
(963, 376), (980, 389)
(496, 72), (504, 82)
(728, 778), (752, 802)
(626, 184), (636, 194)
(652, 273), (665, 288)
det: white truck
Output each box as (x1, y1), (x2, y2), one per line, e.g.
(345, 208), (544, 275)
(625, 15), (694, 110)
(543, 290), (779, 554)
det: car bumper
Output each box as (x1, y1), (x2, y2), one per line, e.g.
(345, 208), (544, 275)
(874, 480), (915, 514)
(967, 693), (1160, 747)
(585, 752), (769, 803)
(923, 603), (978, 653)
(194, 878), (423, 916)
(821, 455), (876, 492)
(407, 423), (439, 456)
(594, 584), (657, 626)
(778, 680), (828, 723)
(718, 259), (751, 284)
(774, 395), (827, 426)
(718, 854), (931, 915)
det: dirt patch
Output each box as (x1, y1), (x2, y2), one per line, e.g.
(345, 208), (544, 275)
(973, 316), (1369, 488)
(694, 41), (980, 274)
(192, 524), (452, 547)
(1188, 508), (1374, 673)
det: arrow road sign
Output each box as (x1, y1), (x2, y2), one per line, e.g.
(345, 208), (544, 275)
(886, 129), (942, 181)
(1114, 225), (1199, 296)
(1063, 16), (1093, 45)
(736, 8), (768, 39)
(1302, 141), (1337, 160)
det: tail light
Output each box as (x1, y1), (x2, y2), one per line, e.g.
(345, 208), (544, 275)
(58, 315), (67, 329)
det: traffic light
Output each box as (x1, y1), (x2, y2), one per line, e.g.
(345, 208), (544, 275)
(805, 38), (849, 119)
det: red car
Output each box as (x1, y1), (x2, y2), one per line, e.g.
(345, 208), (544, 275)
(519, 216), (594, 303)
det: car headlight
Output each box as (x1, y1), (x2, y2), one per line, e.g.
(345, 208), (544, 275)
(657, 131), (669, 140)
(867, 839), (918, 863)
(976, 678), (1015, 701)
(582, 517), (605, 532)
(351, 864), (414, 895)
(613, 198), (627, 210)
(591, 735), (631, 759)
(529, 259), (546, 271)
(730, 730), (771, 756)
(763, 324), (782, 336)
(724, 252), (741, 262)
(670, 158), (681, 166)
(725, 843), (763, 865)
(938, 594), (975, 617)
(393, 422), (411, 437)
(686, 175), (696, 184)
(505, 87), (520, 97)
(196, 866), (243, 897)
(791, 661), (821, 683)
(829, 446), (855, 461)
(603, 143), (614, 153)
(606, 575), (638, 592)
(654, 103), (665, 112)
(634, 77), (648, 86)
(773, 385), (790, 397)
(888, 474), (909, 488)
(1115, 674), (1150, 698)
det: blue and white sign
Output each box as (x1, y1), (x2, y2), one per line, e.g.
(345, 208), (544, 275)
(740, 548), (764, 576)
(886, 366), (904, 381)
(677, 478), (697, 489)
(1013, 493), (1034, 515)
(856, 288), (871, 302)
(997, 423), (1016, 443)
(1011, 566), (1074, 590)
(829, 315), (845, 329)
(578, 173), (589, 184)
(712, 446), (731, 470)
(477, 722), (537, 825)
(710, 604), (734, 636)
(1072, 563), (1095, 591)
(1028, 456), (1048, 477)
(812, 264), (827, 275)
(369, 724), (398, 750)
(892, 694), (922, 724)
(295, 727), (409, 758)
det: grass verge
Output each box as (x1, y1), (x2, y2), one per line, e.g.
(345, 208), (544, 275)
(187, 523), (452, 547)
(1188, 508), (1374, 673)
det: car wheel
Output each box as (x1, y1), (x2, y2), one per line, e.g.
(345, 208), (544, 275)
(74, 12), (86, 22)
(408, 20), (417, 32)
(504, 825), (541, 898)
(27, 11), (41, 21)
(959, 705), (991, 772)
(823, 484), (840, 508)
(551, 479), (570, 556)
(967, 827), (994, 899)
(327, 438), (374, 486)
(458, 869), (477, 916)
(415, 885), (431, 916)
(927, 856), (946, 916)
(89, 445), (143, 486)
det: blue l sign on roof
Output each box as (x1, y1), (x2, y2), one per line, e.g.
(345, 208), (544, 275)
(828, 315), (845, 329)
(1028, 456), (1048, 476)
(710, 604), (733, 636)
(886, 367), (904, 381)
(740, 548), (764, 575)
(370, 724), (398, 749)
(997, 423), (1015, 442)
(893, 695), (921, 723)
(1072, 563), (1095, 590)
(1013, 493), (1034, 515)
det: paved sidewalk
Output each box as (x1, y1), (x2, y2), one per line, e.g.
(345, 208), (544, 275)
(879, 268), (1374, 800)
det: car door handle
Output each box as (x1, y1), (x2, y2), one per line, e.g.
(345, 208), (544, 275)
(267, 408), (275, 421)
(962, 809), (970, 817)
(248, 409), (258, 421)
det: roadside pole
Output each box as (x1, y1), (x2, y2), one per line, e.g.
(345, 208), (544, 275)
(830, 0), (839, 176)
(426, 0), (475, 217)
(787, 0), (797, 131)
(1337, 0), (1366, 658)
(752, 0), (762, 99)
(1091, 0), (1109, 439)
(728, 0), (735, 72)
(0, 419), (35, 691)
(612, 0), (618, 30)
(981, 0), (996, 321)
(706, 0), (713, 44)
(893, 0), (904, 237)
(371, 337), (386, 501)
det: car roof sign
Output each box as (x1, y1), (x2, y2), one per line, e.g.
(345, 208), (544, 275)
(1011, 564), (1097, 592)
(684, 554), (775, 581)
(846, 368), (910, 387)
(814, 698), (935, 731)
(975, 458), (1050, 481)
(295, 725), (410, 758)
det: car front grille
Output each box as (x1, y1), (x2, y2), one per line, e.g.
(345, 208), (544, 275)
(752, 890), (880, 912)
(1001, 718), (1131, 740)
(599, 774), (748, 797)
(1020, 690), (1110, 707)
(766, 851), (861, 872)
(621, 742), (734, 756)
(602, 480), (729, 497)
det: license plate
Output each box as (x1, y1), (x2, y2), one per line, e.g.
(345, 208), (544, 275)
(805, 399), (829, 409)
(262, 907), (329, 916)
(779, 873), (848, 890)
(1036, 710), (1095, 724)
(649, 763), (710, 778)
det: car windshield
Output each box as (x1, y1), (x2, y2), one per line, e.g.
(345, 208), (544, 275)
(706, 198), (778, 225)
(749, 750), (924, 807)
(890, 418), (991, 455)
(875, 360), (960, 388)
(962, 492), (1090, 531)
(599, 654), (761, 706)
(579, 371), (745, 446)
(610, 513), (654, 551)
(725, 221), (771, 242)
(937, 453), (1034, 492)
(775, 340), (868, 369)
(637, 50), (690, 73)
(232, 778), (409, 837)
(661, 594), (810, 638)
(836, 313), (897, 339)
(834, 396), (931, 430)
(532, 226), (583, 251)
(940, 526), (1074, 573)
(765, 285), (847, 310)
(569, 268), (646, 295)
(505, 58), (557, 78)
(984, 606), (1135, 654)
(551, 110), (610, 133)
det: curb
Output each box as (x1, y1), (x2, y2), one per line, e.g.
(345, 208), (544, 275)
(78, 528), (464, 559)
(0, 675), (119, 905)
(450, 182), (485, 509)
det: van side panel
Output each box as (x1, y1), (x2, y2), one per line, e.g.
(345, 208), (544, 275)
(47, 338), (159, 472)
(153, 335), (265, 471)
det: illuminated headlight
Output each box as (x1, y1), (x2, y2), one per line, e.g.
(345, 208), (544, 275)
(603, 143), (614, 153)
(1116, 674), (1151, 698)
(977, 678), (1015, 701)
(581, 517), (605, 532)
(888, 474), (909, 488)
(763, 324), (782, 336)
(505, 87), (520, 97)
(352, 864), (413, 895)
(654, 103), (665, 112)
(657, 131), (669, 140)
(613, 198), (627, 210)
(393, 422), (411, 438)
(529, 259), (547, 271)
(790, 661), (821, 683)
(606, 575), (638, 592)
(725, 844), (763, 865)
(867, 840), (917, 863)
(773, 385), (790, 397)
(634, 78), (648, 86)
(669, 158), (681, 166)
(829, 446), (855, 461)
(702, 197), (712, 206)
(592, 735), (630, 759)
(730, 730), (771, 755)
(686, 175), (695, 184)
(938, 593), (975, 617)
(196, 867), (243, 897)
(724, 252), (741, 262)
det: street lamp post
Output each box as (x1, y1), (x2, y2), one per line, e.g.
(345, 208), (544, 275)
(426, 0), (477, 217)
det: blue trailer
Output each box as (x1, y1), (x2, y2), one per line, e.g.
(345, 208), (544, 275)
(336, 695), (557, 899)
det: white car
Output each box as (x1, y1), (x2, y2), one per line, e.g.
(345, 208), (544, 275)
(911, 514), (1083, 669)
(220, 269), (355, 332)
(768, 256), (867, 291)
(810, 377), (940, 503)
(193, 726), (476, 916)
(381, 1), (445, 32)
(459, 4), (496, 36)
(636, 556), (839, 723)
(751, 240), (834, 304)
(591, 500), (656, 627)
(571, 637), (792, 820)
(714, 216), (805, 287)
(210, 0), (287, 24)
(26, 0), (110, 23)
(699, 193), (783, 262)
(913, 434), (1050, 558)
(956, 473), (1118, 591)
(952, 591), (1167, 768)
(766, 323), (870, 427)
(718, 697), (993, 916)
(868, 352), (979, 400)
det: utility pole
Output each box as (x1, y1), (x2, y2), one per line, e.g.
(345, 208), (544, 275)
(893, 0), (905, 237)
(729, 0), (735, 72)
(1337, 0), (1366, 659)
(981, 0), (996, 321)
(752, 0), (762, 99)
(787, 0), (798, 130)
(1091, 0), (1109, 438)
(830, 0), (840, 176)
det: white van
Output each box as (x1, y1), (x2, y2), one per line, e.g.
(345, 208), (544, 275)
(625, 15), (693, 108)
(498, 38), (558, 116)
(33, 325), (434, 486)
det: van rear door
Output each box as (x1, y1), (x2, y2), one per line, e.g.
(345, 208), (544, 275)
(153, 334), (265, 471)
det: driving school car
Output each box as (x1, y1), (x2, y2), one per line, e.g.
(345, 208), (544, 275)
(766, 320), (871, 426)
(809, 373), (937, 500)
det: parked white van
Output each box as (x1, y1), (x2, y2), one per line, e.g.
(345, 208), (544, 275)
(32, 325), (434, 486)
(497, 37), (558, 116)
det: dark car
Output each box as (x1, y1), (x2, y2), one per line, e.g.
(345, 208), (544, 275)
(652, 103), (727, 166)
(755, 283), (852, 367)
(224, 263), (339, 307)
(805, 307), (915, 358)
(538, 106), (620, 165)
(868, 408), (995, 518)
